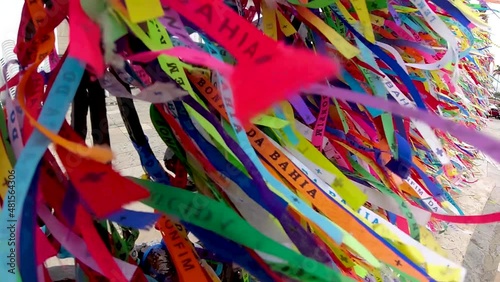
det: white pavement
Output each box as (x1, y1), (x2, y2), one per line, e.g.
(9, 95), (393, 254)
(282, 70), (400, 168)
(435, 119), (500, 282)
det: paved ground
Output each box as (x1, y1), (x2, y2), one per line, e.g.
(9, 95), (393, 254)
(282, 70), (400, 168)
(104, 99), (167, 177)
(435, 119), (500, 282)
(48, 98), (500, 281)
(62, 97), (167, 243)
(103, 98), (166, 244)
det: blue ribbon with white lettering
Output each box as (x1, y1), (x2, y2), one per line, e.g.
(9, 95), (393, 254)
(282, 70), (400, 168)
(0, 57), (85, 282)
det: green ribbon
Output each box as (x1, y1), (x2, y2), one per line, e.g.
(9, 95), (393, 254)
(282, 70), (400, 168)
(150, 105), (188, 165)
(132, 177), (354, 282)
(349, 161), (420, 241)
(287, 0), (336, 8)
(150, 104), (226, 201)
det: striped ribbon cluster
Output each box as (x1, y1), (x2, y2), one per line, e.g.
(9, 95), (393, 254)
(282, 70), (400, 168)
(0, 0), (499, 281)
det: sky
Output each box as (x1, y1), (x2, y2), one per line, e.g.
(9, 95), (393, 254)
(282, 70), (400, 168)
(1, 1), (500, 64)
(0, 1), (24, 45)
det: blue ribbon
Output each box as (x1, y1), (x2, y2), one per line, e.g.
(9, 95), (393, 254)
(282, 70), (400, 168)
(332, 7), (428, 111)
(173, 100), (336, 265)
(19, 164), (40, 282)
(400, 14), (424, 32)
(386, 133), (413, 179)
(184, 223), (274, 282)
(62, 182), (80, 227)
(131, 137), (171, 184)
(433, 0), (471, 27)
(412, 164), (445, 198)
(0, 58), (85, 282)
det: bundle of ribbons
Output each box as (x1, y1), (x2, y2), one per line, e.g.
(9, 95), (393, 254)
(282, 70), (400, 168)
(1, 0), (500, 281)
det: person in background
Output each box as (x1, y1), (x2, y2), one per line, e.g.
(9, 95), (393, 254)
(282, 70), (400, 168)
(71, 70), (111, 147)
